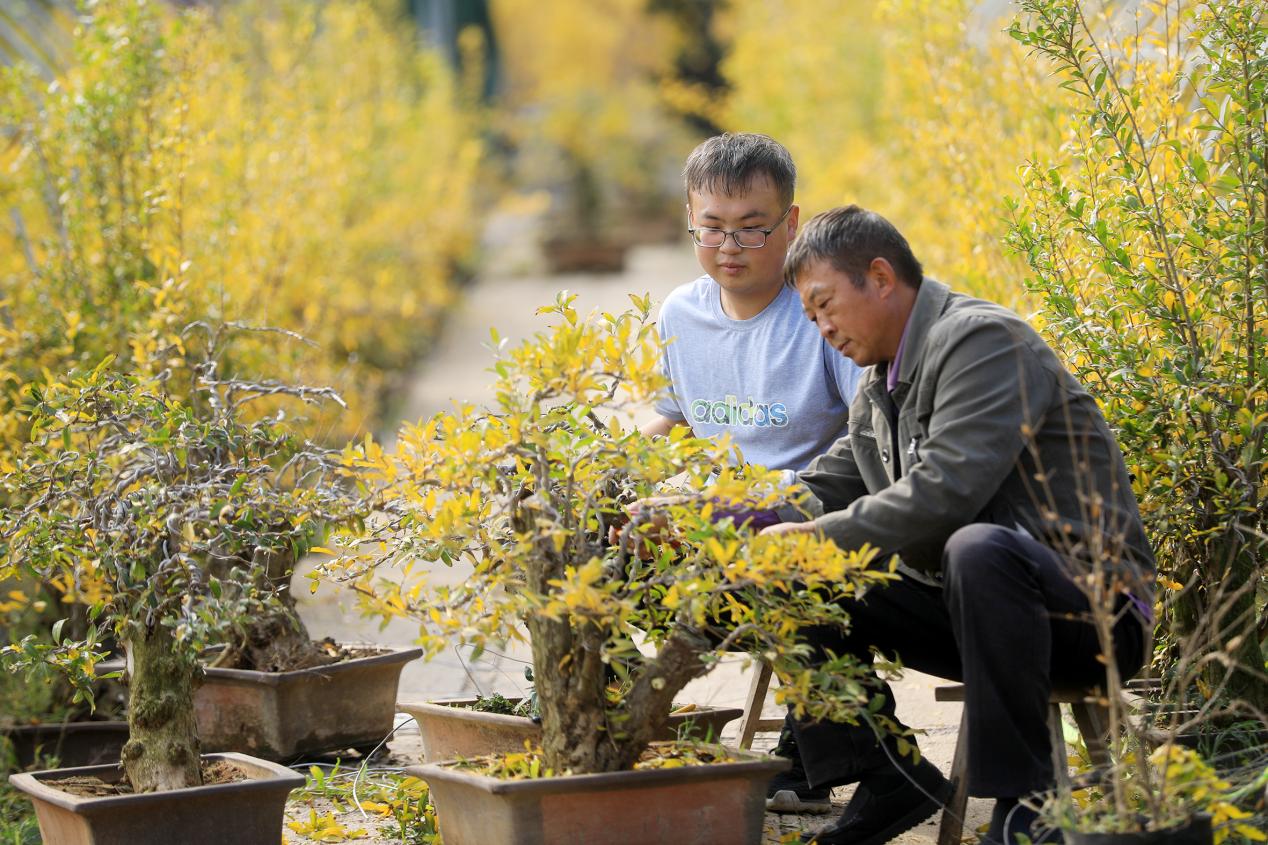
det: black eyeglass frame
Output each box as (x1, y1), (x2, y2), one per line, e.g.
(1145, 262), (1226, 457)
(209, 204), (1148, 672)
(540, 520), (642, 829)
(686, 205), (793, 249)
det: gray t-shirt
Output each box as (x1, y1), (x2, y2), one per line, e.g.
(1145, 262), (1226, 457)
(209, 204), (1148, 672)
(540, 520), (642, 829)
(654, 276), (861, 471)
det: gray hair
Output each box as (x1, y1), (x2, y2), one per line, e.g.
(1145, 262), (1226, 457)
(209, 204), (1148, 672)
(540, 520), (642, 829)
(784, 205), (924, 289)
(683, 133), (796, 209)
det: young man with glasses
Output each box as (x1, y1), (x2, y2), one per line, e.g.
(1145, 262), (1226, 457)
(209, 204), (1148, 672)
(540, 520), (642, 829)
(642, 132), (862, 814)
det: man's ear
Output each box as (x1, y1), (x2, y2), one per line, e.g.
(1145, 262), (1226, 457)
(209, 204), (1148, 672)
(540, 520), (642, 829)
(870, 257), (898, 298)
(786, 204), (800, 237)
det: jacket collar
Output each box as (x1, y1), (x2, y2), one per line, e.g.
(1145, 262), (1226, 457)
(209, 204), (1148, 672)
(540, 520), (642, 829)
(871, 278), (951, 404)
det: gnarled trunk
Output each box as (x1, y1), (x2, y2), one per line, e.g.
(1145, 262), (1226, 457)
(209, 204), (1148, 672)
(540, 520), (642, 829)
(208, 546), (336, 673)
(528, 612), (712, 774)
(517, 493), (713, 774)
(119, 625), (201, 792)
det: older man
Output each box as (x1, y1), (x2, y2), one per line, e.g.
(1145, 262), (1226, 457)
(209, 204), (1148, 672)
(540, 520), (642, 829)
(765, 206), (1155, 845)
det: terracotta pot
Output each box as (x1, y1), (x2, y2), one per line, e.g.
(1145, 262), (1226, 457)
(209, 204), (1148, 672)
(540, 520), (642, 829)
(1067, 814), (1213, 845)
(540, 236), (629, 274)
(399, 698), (743, 762)
(196, 646), (421, 761)
(408, 744), (789, 845)
(8, 751), (303, 845)
(3, 722), (129, 769)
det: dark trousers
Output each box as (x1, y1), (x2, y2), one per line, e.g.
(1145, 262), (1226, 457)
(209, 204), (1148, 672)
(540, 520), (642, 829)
(794, 523), (1146, 798)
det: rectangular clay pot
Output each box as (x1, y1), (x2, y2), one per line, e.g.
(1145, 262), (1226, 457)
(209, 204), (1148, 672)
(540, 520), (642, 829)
(399, 698), (743, 761)
(3, 722), (129, 769)
(196, 646), (421, 760)
(8, 751), (304, 845)
(409, 745), (789, 845)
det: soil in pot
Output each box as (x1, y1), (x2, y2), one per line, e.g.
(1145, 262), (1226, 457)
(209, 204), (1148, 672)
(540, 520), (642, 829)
(205, 635), (361, 673)
(43, 758), (248, 797)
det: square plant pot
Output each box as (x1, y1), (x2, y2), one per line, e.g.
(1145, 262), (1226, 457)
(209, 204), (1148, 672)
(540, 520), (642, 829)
(8, 751), (304, 845)
(408, 744), (789, 845)
(196, 645), (421, 760)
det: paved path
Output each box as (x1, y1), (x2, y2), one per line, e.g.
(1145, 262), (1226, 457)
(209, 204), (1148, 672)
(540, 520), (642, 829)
(293, 237), (990, 843)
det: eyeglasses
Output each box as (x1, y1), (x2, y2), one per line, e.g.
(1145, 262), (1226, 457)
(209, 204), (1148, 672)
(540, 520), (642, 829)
(687, 205), (792, 249)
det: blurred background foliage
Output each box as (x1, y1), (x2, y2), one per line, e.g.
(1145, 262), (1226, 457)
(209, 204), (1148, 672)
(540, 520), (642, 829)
(0, 0), (1089, 448)
(0, 0), (482, 453)
(711, 0), (1074, 308)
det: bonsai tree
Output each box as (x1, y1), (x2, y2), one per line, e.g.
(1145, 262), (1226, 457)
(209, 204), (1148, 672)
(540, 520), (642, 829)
(0, 325), (369, 792)
(325, 294), (893, 774)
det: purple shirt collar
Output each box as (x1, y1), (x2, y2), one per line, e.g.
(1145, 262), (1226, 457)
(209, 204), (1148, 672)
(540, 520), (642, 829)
(886, 316), (913, 393)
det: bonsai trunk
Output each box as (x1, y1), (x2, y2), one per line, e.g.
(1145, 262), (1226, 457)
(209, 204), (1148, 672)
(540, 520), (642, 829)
(210, 546), (337, 673)
(528, 613), (712, 774)
(119, 624), (201, 792)
(517, 499), (712, 774)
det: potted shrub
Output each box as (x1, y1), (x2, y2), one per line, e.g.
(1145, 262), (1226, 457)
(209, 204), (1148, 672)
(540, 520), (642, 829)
(0, 329), (379, 844)
(325, 294), (893, 845)
(1005, 1), (1267, 841)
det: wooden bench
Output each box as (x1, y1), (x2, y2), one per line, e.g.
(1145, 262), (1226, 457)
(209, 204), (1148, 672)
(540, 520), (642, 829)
(934, 684), (1111, 845)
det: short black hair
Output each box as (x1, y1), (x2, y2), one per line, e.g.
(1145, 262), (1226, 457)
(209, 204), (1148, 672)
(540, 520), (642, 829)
(683, 133), (796, 209)
(784, 205), (923, 289)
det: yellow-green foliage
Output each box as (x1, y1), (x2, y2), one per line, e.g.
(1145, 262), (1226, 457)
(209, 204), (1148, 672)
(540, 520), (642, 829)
(1009, 0), (1268, 710)
(0, 0), (482, 453)
(715, 0), (1072, 306)
(1051, 743), (1264, 842)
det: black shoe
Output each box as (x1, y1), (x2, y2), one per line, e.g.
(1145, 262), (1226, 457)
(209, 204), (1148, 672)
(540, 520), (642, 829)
(982, 797), (1063, 844)
(767, 721), (833, 814)
(801, 756), (952, 845)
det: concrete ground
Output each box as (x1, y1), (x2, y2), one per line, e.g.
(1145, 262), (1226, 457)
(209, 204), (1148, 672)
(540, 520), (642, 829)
(292, 227), (991, 843)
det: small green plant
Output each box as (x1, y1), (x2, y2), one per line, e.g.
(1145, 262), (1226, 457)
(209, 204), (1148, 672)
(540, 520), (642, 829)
(288, 762), (439, 845)
(1007, 3), (1267, 837)
(470, 693), (519, 715)
(0, 741), (41, 845)
(0, 786), (40, 845)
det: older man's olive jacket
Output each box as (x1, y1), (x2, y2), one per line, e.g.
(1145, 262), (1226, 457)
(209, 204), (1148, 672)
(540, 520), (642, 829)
(796, 278), (1155, 587)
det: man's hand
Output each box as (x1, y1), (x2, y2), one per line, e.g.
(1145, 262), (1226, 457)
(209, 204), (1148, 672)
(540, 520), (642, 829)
(759, 520), (817, 537)
(608, 495), (689, 557)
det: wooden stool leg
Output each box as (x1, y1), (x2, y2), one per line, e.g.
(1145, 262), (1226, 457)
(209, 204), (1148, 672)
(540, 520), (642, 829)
(737, 661), (774, 751)
(936, 705), (970, 845)
(1049, 702), (1072, 792)
(1071, 699), (1111, 767)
